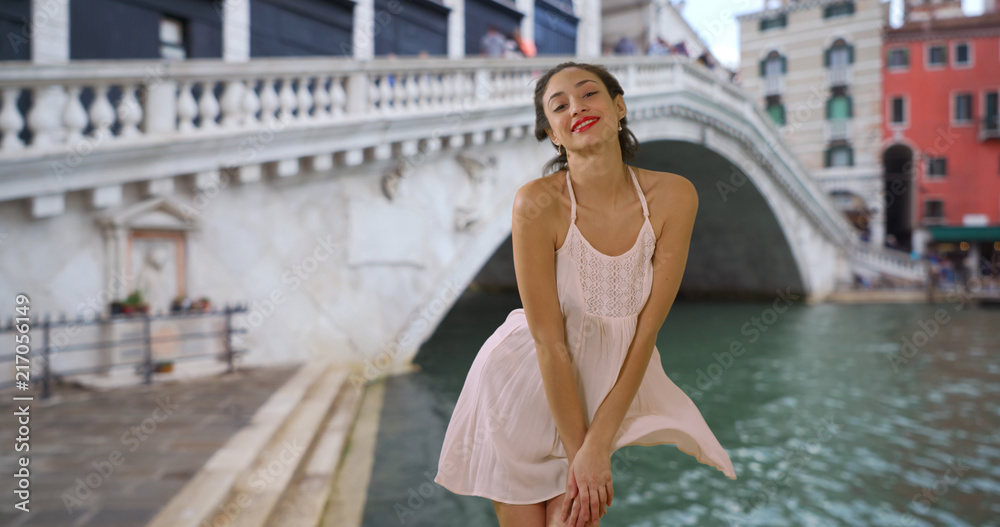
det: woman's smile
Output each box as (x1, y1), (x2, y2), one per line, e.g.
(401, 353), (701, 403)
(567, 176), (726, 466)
(572, 116), (600, 133)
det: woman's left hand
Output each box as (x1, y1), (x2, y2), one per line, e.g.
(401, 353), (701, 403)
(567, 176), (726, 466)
(560, 439), (613, 527)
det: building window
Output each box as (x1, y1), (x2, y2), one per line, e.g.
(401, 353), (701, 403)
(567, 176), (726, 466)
(766, 95), (786, 126)
(954, 42), (971, 66)
(927, 44), (947, 67)
(825, 145), (854, 167)
(760, 51), (786, 95)
(825, 39), (854, 68)
(160, 16), (187, 60)
(761, 52), (786, 77)
(827, 94), (853, 120)
(887, 48), (909, 70)
(927, 157), (947, 178)
(890, 96), (906, 125)
(760, 14), (787, 31)
(824, 2), (856, 18)
(986, 91), (999, 133)
(924, 199), (944, 223)
(954, 93), (973, 123)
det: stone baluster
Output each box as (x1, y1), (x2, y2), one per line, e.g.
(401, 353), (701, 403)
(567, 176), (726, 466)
(330, 76), (346, 118)
(312, 76), (331, 120)
(62, 86), (88, 144)
(177, 82), (197, 132)
(89, 85), (115, 139)
(393, 72), (409, 113)
(379, 74), (393, 115)
(116, 84), (143, 138)
(259, 78), (279, 126)
(406, 72), (421, 113)
(368, 76), (381, 114)
(27, 85), (68, 148)
(0, 88), (25, 151)
(424, 73), (448, 110)
(198, 81), (220, 130)
(440, 72), (455, 112)
(242, 79), (260, 126)
(278, 77), (297, 123)
(296, 77), (313, 121)
(220, 79), (245, 128)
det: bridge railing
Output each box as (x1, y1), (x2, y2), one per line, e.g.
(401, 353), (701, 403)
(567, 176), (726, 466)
(851, 242), (928, 283)
(0, 57), (548, 157)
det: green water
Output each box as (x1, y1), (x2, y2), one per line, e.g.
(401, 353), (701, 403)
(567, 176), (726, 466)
(362, 291), (1000, 527)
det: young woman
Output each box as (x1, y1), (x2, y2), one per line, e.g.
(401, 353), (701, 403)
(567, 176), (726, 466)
(434, 62), (737, 527)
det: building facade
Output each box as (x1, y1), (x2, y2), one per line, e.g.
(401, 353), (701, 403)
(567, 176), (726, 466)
(737, 0), (890, 248)
(882, 0), (1000, 272)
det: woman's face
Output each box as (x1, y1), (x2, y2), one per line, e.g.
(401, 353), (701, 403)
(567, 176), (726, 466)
(542, 68), (623, 153)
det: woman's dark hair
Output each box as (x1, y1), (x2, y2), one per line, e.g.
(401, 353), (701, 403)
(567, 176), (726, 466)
(533, 61), (640, 177)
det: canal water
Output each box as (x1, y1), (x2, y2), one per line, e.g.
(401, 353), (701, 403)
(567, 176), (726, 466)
(361, 290), (1000, 527)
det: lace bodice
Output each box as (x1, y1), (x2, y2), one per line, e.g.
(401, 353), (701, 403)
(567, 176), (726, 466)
(556, 166), (656, 319)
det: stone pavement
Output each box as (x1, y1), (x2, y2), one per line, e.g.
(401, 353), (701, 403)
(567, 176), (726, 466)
(0, 365), (298, 527)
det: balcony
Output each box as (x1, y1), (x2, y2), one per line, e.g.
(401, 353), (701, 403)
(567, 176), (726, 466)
(827, 66), (850, 87)
(764, 75), (783, 96)
(980, 115), (1000, 141)
(826, 119), (851, 142)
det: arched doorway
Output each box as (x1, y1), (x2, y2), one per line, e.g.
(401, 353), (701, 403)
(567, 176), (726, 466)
(882, 144), (914, 252)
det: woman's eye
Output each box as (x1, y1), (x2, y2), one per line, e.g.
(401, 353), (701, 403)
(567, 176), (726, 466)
(552, 91), (597, 112)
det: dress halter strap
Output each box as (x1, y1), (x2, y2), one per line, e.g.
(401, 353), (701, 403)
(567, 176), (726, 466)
(627, 165), (650, 218)
(565, 168), (578, 223)
(565, 165), (649, 224)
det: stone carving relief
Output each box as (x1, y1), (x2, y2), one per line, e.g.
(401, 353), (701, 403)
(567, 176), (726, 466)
(454, 152), (498, 231)
(96, 197), (199, 308)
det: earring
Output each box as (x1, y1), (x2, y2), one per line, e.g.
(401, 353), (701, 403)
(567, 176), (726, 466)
(618, 121), (622, 131)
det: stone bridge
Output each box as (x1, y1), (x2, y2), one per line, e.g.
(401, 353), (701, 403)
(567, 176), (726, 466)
(0, 55), (925, 374)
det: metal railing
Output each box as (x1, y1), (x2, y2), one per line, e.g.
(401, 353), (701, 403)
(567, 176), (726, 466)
(0, 304), (248, 399)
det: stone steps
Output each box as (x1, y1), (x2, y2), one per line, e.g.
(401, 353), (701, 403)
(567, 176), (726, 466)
(145, 360), (361, 527)
(265, 377), (366, 527)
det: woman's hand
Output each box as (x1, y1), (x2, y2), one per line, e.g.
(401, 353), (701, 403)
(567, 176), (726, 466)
(560, 439), (613, 527)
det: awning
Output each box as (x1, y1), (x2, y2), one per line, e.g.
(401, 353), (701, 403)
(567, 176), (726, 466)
(928, 225), (1000, 242)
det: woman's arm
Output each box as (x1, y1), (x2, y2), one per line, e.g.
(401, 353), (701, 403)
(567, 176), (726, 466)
(511, 179), (589, 461)
(584, 176), (699, 454)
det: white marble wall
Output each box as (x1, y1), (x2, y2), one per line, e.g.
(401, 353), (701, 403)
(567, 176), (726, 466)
(0, 136), (553, 380)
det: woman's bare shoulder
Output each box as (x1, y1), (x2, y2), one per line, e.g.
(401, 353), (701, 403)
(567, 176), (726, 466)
(512, 170), (567, 221)
(634, 167), (698, 218)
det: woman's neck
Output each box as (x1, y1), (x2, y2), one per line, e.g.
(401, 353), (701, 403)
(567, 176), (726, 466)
(567, 156), (632, 212)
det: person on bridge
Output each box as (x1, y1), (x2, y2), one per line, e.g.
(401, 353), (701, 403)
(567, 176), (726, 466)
(435, 62), (737, 527)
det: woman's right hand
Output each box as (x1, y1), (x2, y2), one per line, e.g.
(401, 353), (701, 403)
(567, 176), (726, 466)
(560, 441), (612, 527)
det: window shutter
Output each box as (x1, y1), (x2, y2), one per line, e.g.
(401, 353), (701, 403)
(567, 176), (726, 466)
(781, 55), (787, 74)
(824, 148), (831, 168)
(848, 44), (855, 64)
(847, 96), (853, 118)
(824, 48), (831, 68)
(826, 98), (832, 119)
(848, 148), (854, 166)
(759, 59), (766, 77)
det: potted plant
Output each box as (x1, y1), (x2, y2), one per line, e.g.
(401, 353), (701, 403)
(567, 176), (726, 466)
(153, 360), (174, 373)
(171, 295), (190, 313)
(123, 289), (149, 315)
(110, 300), (126, 315)
(191, 296), (212, 312)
